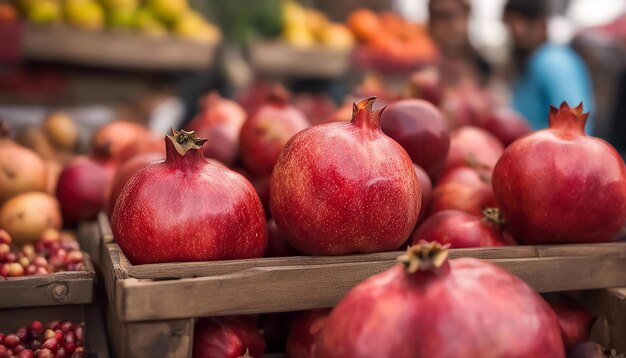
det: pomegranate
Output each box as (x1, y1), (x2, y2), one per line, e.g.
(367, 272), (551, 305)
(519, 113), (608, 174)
(193, 317), (265, 358)
(111, 129), (267, 264)
(317, 243), (565, 358)
(0, 124), (47, 204)
(430, 166), (496, 216)
(270, 97), (421, 255)
(42, 113), (78, 152)
(493, 103), (626, 244)
(286, 309), (330, 358)
(292, 93), (337, 126)
(116, 134), (165, 163)
(186, 91), (247, 166)
(412, 164), (432, 224)
(106, 152), (164, 217)
(549, 300), (594, 348)
(239, 87), (310, 177)
(90, 120), (148, 161)
(0, 192), (61, 245)
(56, 157), (110, 224)
(266, 219), (300, 257)
(442, 126), (504, 175)
(407, 67), (442, 106)
(481, 108), (531, 146)
(381, 99), (450, 179)
(411, 209), (511, 248)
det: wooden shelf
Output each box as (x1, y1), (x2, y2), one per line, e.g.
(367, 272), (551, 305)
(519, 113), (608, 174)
(22, 24), (218, 71)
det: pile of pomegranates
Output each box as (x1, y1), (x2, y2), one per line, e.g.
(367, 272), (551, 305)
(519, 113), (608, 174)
(0, 229), (84, 277)
(0, 320), (85, 358)
(193, 316), (265, 358)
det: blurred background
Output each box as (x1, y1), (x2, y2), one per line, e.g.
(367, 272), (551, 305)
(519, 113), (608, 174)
(0, 0), (624, 153)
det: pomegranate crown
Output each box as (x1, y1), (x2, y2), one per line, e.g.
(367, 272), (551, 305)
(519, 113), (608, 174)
(548, 102), (589, 134)
(237, 348), (252, 358)
(351, 97), (385, 129)
(482, 207), (505, 229)
(166, 128), (208, 156)
(397, 241), (450, 273)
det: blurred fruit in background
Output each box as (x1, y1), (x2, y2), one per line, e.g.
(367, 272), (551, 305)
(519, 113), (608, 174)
(24, 0), (61, 24)
(281, 0), (353, 49)
(173, 11), (221, 43)
(63, 0), (105, 30)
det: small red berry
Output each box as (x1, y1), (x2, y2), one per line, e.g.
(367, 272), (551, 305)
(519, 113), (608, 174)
(4, 334), (20, 348)
(41, 338), (59, 352)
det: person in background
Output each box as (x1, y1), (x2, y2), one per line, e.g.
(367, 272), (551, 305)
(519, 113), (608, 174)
(428, 0), (492, 87)
(503, 0), (595, 132)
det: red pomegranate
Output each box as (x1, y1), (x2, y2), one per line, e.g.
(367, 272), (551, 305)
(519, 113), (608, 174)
(239, 87), (310, 177)
(270, 97), (421, 255)
(413, 164), (432, 224)
(111, 129), (267, 264)
(106, 152), (164, 217)
(482, 108), (531, 146)
(317, 243), (565, 358)
(266, 219), (300, 257)
(193, 317), (265, 358)
(293, 93), (337, 126)
(411, 209), (511, 248)
(407, 67), (442, 106)
(549, 300), (594, 348)
(381, 99), (450, 179)
(430, 166), (496, 215)
(186, 92), (247, 166)
(286, 309), (330, 358)
(116, 134), (165, 163)
(442, 126), (504, 175)
(493, 103), (626, 244)
(91, 120), (148, 162)
(56, 157), (111, 224)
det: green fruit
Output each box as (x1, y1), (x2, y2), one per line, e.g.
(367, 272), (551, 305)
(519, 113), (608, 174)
(147, 0), (188, 25)
(107, 6), (136, 28)
(64, 0), (104, 30)
(26, 0), (61, 24)
(134, 7), (167, 37)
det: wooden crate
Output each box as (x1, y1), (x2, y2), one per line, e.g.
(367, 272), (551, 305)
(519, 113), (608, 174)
(248, 40), (352, 78)
(579, 288), (626, 354)
(0, 302), (110, 357)
(0, 254), (96, 309)
(22, 24), (218, 71)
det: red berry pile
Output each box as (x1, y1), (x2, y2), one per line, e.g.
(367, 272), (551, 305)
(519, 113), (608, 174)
(0, 320), (84, 358)
(0, 230), (84, 278)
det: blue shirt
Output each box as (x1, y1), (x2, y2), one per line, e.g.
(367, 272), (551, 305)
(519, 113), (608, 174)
(512, 43), (594, 133)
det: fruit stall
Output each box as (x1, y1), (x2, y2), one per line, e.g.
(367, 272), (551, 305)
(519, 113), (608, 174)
(1, 0), (626, 357)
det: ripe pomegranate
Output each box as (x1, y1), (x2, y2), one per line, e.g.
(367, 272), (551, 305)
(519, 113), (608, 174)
(407, 67), (442, 106)
(186, 92), (247, 166)
(266, 219), (300, 257)
(193, 317), (265, 358)
(0, 124), (47, 204)
(56, 157), (110, 224)
(381, 99), (450, 179)
(286, 309), (330, 358)
(239, 87), (310, 177)
(549, 300), (594, 348)
(0, 192), (61, 245)
(412, 164), (432, 224)
(42, 113), (78, 152)
(90, 120), (148, 161)
(317, 243), (565, 358)
(116, 134), (165, 163)
(493, 103), (626, 244)
(292, 93), (337, 126)
(111, 129), (267, 264)
(270, 97), (421, 255)
(430, 166), (496, 216)
(442, 126), (504, 175)
(411, 209), (512, 248)
(106, 152), (164, 217)
(481, 108), (531, 146)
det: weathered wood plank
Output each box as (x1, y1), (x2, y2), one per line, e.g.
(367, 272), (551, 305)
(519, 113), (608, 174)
(112, 255), (626, 321)
(579, 288), (626, 353)
(77, 221), (102, 267)
(98, 212), (114, 245)
(0, 256), (96, 308)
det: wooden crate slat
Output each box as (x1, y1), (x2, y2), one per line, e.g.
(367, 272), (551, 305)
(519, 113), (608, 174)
(0, 256), (96, 308)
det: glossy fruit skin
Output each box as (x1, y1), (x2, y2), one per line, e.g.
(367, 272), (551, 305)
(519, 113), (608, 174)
(482, 108), (531, 147)
(286, 309), (330, 358)
(112, 132), (267, 264)
(239, 91), (310, 177)
(493, 103), (626, 244)
(413, 164), (432, 224)
(430, 167), (496, 216)
(193, 317), (265, 358)
(381, 99), (450, 179)
(411, 210), (508, 248)
(549, 300), (594, 348)
(106, 152), (164, 217)
(56, 157), (110, 224)
(0, 137), (47, 204)
(442, 126), (504, 175)
(317, 257), (564, 358)
(187, 92), (247, 166)
(266, 219), (300, 257)
(270, 98), (421, 255)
